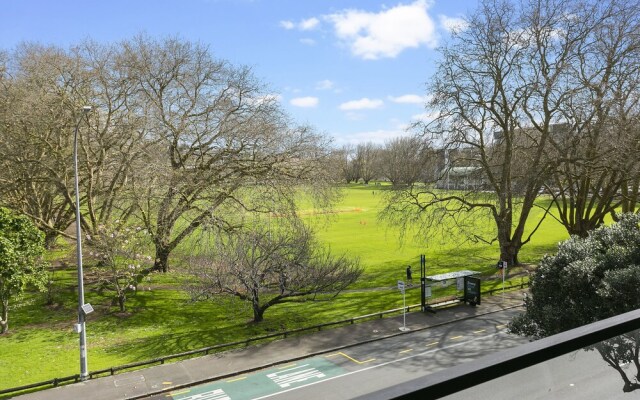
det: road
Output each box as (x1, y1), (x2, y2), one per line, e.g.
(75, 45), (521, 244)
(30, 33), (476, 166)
(151, 308), (528, 400)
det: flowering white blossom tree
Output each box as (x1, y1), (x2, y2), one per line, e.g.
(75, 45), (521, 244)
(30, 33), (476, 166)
(187, 222), (362, 322)
(88, 223), (153, 312)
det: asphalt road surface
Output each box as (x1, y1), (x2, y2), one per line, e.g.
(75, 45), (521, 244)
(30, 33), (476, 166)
(151, 308), (528, 400)
(442, 342), (635, 400)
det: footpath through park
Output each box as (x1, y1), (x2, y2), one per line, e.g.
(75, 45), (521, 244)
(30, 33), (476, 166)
(13, 290), (527, 400)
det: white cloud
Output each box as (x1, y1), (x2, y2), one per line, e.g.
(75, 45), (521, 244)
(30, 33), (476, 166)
(326, 0), (437, 60)
(300, 17), (320, 31)
(280, 17), (321, 31)
(339, 98), (384, 111)
(280, 20), (295, 30)
(345, 112), (365, 121)
(290, 96), (319, 108)
(439, 15), (468, 33)
(388, 94), (426, 104)
(316, 79), (335, 90)
(300, 38), (316, 46)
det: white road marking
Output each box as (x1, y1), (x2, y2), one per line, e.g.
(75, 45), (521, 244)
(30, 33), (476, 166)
(180, 388), (230, 400)
(267, 364), (326, 388)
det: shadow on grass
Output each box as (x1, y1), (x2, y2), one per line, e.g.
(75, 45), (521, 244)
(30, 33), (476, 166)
(91, 289), (410, 364)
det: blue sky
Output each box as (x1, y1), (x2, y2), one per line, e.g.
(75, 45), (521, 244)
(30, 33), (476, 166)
(1, 0), (478, 145)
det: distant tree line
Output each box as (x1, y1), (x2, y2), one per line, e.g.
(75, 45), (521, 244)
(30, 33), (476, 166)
(336, 137), (435, 186)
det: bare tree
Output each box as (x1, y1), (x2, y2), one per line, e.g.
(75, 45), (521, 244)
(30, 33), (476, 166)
(0, 42), (151, 247)
(381, 0), (614, 264)
(379, 136), (430, 186)
(87, 223), (153, 312)
(356, 142), (380, 184)
(71, 41), (152, 237)
(338, 144), (361, 183)
(187, 221), (362, 323)
(122, 35), (337, 272)
(0, 44), (80, 247)
(545, 0), (640, 236)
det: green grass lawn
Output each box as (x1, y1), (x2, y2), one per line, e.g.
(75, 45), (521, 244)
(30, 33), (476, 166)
(0, 184), (569, 391)
(308, 184), (567, 287)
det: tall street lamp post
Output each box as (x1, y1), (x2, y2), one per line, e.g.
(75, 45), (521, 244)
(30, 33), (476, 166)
(73, 105), (92, 380)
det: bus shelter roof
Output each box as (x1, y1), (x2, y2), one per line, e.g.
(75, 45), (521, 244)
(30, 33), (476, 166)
(425, 270), (481, 281)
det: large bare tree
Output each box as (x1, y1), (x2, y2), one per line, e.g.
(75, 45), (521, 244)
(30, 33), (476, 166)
(0, 36), (337, 271)
(545, 0), (640, 236)
(0, 44), (80, 247)
(121, 36), (336, 272)
(381, 0), (632, 264)
(338, 144), (361, 183)
(0, 42), (150, 246)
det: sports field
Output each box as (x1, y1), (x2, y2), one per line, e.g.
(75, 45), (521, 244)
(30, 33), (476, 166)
(307, 184), (567, 287)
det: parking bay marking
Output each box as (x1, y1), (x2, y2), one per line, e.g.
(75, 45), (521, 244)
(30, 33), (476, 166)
(225, 376), (247, 383)
(325, 351), (375, 364)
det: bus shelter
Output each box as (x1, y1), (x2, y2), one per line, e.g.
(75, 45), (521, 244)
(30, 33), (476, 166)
(420, 266), (481, 311)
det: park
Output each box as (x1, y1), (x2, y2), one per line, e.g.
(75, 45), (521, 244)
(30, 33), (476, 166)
(0, 183), (568, 391)
(2, 0), (640, 397)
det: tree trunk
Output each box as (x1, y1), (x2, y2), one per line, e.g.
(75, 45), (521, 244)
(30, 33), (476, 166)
(251, 284), (266, 322)
(252, 297), (264, 322)
(44, 231), (59, 249)
(499, 244), (519, 267)
(117, 293), (126, 312)
(0, 298), (8, 334)
(497, 219), (520, 267)
(153, 245), (170, 273)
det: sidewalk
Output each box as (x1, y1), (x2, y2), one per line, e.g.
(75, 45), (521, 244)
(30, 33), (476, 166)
(12, 290), (526, 400)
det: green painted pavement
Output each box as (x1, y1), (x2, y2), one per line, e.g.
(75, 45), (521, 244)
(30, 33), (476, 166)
(169, 357), (345, 400)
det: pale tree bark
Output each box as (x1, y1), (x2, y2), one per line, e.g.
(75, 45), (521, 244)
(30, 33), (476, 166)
(0, 297), (8, 334)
